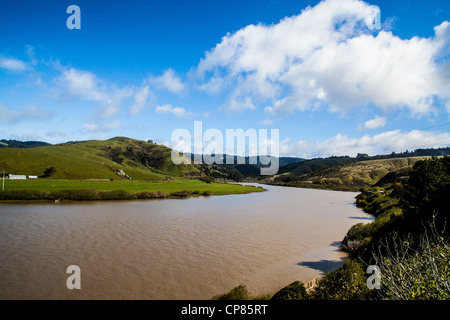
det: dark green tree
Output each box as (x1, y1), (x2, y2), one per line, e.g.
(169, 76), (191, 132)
(271, 281), (309, 300)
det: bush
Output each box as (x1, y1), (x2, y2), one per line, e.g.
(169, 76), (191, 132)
(372, 221), (450, 300)
(197, 176), (215, 184)
(212, 285), (271, 300)
(170, 190), (191, 197)
(42, 166), (56, 178)
(271, 281), (309, 300)
(212, 285), (250, 300)
(311, 260), (370, 300)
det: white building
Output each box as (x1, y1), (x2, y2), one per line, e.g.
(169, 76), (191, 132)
(28, 176), (38, 179)
(9, 174), (27, 180)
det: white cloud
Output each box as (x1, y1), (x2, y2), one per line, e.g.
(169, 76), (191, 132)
(10, 132), (42, 141)
(280, 130), (450, 158)
(46, 130), (67, 138)
(130, 85), (153, 115)
(363, 116), (386, 130)
(260, 119), (274, 126)
(0, 104), (48, 124)
(148, 68), (186, 94)
(155, 104), (191, 118)
(57, 67), (133, 118)
(83, 120), (121, 132)
(196, 0), (450, 116)
(226, 96), (256, 113)
(0, 57), (29, 71)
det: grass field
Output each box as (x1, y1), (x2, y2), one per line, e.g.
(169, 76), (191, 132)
(1, 178), (264, 197)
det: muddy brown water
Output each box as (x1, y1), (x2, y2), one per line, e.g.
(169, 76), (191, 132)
(0, 184), (372, 299)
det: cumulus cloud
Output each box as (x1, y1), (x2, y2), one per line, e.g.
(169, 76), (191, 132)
(148, 68), (186, 94)
(155, 104), (191, 118)
(363, 116), (386, 130)
(280, 129), (450, 158)
(0, 56), (29, 71)
(196, 0), (450, 116)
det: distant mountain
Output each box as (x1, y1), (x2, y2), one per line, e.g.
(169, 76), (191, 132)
(183, 153), (305, 178)
(0, 139), (51, 148)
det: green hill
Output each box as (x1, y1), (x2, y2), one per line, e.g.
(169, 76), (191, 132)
(276, 148), (450, 178)
(0, 137), (264, 200)
(0, 137), (198, 180)
(264, 157), (430, 191)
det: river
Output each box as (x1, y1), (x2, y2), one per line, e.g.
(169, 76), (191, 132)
(0, 184), (372, 299)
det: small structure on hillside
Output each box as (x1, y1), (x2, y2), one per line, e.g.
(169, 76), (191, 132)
(28, 175), (38, 179)
(117, 169), (131, 180)
(8, 174), (27, 180)
(366, 189), (385, 196)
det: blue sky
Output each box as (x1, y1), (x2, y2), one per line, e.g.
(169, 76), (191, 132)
(0, 0), (449, 158)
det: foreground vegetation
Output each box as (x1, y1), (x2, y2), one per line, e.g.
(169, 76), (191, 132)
(214, 157), (450, 300)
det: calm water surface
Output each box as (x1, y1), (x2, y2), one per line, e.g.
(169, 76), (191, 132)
(0, 184), (372, 299)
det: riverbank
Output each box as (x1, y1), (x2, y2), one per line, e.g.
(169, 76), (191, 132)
(0, 178), (265, 201)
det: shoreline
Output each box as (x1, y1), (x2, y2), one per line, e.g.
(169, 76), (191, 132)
(0, 183), (266, 202)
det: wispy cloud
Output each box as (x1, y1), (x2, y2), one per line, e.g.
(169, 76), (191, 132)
(130, 85), (153, 115)
(155, 104), (191, 118)
(57, 67), (133, 118)
(0, 104), (49, 124)
(0, 56), (29, 72)
(83, 120), (121, 132)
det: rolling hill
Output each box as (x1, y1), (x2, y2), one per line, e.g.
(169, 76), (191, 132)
(263, 157), (432, 191)
(0, 136), (199, 180)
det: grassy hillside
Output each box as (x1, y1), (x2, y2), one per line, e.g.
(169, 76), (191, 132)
(277, 156), (357, 176)
(0, 137), (265, 200)
(276, 148), (450, 178)
(264, 157), (429, 191)
(0, 137), (198, 180)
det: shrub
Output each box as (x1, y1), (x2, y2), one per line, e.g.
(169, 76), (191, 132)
(372, 221), (450, 300)
(170, 190), (191, 197)
(311, 260), (370, 300)
(212, 285), (250, 300)
(271, 281), (309, 300)
(212, 285), (270, 300)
